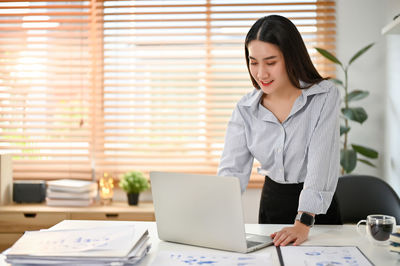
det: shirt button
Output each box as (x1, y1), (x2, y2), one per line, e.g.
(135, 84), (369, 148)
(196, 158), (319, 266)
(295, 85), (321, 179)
(279, 168), (283, 172)
(277, 148), (281, 153)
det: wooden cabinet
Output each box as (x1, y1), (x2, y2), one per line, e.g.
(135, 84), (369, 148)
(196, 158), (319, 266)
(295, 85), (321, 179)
(0, 202), (154, 251)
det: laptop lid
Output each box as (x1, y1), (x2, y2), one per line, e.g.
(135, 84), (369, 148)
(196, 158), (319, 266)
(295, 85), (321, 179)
(150, 171), (250, 253)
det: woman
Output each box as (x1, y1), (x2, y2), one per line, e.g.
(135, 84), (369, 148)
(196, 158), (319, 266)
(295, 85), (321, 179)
(218, 15), (341, 246)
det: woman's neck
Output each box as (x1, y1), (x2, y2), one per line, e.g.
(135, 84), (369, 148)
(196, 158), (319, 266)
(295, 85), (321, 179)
(263, 85), (301, 102)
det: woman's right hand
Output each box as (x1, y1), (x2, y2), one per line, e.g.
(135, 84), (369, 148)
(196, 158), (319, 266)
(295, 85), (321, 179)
(270, 221), (310, 246)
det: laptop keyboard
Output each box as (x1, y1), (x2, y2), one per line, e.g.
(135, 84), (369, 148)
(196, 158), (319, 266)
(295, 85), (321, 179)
(246, 240), (262, 248)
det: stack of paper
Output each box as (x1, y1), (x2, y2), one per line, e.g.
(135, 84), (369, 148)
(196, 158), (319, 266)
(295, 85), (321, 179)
(4, 221), (150, 265)
(46, 179), (98, 206)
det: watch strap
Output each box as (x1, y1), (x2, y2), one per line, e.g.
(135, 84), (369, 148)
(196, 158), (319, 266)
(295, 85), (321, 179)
(295, 212), (315, 227)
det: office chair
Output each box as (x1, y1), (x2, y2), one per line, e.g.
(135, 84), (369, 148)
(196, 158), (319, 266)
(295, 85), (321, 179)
(335, 175), (400, 224)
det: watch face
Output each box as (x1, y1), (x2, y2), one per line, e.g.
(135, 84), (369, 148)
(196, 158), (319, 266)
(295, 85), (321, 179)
(300, 213), (314, 226)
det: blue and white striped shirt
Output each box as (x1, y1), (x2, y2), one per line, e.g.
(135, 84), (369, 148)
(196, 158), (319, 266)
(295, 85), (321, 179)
(218, 80), (340, 215)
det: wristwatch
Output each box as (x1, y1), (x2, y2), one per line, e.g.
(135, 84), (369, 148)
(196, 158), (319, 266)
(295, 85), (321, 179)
(295, 212), (315, 227)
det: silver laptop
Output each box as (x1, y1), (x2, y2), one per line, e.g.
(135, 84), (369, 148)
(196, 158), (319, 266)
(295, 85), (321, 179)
(150, 171), (273, 253)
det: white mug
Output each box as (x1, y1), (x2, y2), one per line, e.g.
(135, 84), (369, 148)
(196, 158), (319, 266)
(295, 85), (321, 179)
(357, 214), (396, 245)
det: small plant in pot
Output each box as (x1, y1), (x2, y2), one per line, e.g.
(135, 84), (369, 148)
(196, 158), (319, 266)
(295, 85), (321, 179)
(119, 171), (150, 205)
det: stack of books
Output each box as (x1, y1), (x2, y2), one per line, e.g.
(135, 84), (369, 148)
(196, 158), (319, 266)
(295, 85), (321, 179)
(389, 229), (400, 253)
(46, 179), (98, 207)
(4, 220), (151, 265)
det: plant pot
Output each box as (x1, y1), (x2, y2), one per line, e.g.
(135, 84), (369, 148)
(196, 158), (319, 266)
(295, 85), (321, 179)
(127, 193), (139, 205)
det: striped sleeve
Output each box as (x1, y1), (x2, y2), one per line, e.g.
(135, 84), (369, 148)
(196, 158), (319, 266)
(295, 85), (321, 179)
(217, 105), (254, 193)
(298, 85), (341, 214)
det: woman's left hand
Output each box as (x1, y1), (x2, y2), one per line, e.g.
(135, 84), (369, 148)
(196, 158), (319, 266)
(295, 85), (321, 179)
(270, 221), (310, 246)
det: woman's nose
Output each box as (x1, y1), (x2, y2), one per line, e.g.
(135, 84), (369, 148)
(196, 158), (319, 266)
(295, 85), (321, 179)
(257, 65), (268, 80)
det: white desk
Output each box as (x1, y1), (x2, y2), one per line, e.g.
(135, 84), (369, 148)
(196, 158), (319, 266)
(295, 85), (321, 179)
(138, 222), (399, 266)
(2, 221), (399, 265)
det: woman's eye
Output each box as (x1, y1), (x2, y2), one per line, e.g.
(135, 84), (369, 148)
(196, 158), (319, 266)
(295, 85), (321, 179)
(250, 62), (258, 65)
(266, 62), (276, 66)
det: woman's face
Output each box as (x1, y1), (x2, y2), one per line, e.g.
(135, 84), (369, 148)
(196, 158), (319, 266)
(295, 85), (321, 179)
(248, 40), (292, 95)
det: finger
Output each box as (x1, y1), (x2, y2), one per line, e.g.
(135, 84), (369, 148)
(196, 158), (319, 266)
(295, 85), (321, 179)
(280, 234), (296, 246)
(274, 235), (288, 246)
(272, 231), (282, 243)
(293, 237), (306, 246)
(271, 231), (282, 237)
(272, 228), (290, 244)
(270, 232), (277, 238)
(273, 232), (289, 246)
(273, 229), (285, 238)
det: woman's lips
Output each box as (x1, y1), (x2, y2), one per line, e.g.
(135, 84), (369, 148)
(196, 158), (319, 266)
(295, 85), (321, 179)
(260, 80), (273, 86)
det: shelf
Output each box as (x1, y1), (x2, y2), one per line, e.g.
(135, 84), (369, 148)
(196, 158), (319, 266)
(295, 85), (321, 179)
(382, 17), (400, 35)
(0, 201), (155, 251)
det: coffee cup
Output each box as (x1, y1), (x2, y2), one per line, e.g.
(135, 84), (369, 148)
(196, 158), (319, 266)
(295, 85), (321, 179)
(357, 214), (396, 245)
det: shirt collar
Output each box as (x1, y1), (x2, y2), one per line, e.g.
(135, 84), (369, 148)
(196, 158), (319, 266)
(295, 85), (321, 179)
(239, 80), (329, 108)
(239, 88), (263, 107)
(301, 80), (330, 97)
(238, 81), (330, 123)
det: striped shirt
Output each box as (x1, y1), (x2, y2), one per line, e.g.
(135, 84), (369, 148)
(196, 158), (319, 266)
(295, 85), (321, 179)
(218, 80), (340, 215)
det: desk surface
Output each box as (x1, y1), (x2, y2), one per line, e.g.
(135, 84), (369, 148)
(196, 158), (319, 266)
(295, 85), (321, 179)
(2, 222), (399, 265)
(141, 222), (399, 266)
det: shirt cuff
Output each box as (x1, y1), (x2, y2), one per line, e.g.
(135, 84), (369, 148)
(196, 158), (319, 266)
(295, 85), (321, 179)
(298, 188), (334, 215)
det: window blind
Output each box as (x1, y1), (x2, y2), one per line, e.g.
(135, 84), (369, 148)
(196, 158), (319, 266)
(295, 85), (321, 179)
(0, 0), (96, 180)
(1, 0), (336, 187)
(97, 0), (336, 187)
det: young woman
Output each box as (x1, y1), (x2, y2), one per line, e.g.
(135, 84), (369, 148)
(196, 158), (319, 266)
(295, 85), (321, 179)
(218, 15), (341, 246)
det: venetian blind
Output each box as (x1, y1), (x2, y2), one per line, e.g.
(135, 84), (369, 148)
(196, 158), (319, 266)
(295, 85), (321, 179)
(96, 0), (336, 187)
(0, 0), (99, 180)
(1, 0), (336, 186)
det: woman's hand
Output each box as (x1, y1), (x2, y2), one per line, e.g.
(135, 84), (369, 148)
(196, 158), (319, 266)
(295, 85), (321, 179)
(270, 221), (310, 246)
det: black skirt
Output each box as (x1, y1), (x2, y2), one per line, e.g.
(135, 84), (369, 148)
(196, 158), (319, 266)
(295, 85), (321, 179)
(258, 176), (342, 225)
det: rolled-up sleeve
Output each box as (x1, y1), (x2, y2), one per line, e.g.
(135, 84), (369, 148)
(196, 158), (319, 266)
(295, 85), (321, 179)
(298, 86), (341, 214)
(218, 106), (254, 193)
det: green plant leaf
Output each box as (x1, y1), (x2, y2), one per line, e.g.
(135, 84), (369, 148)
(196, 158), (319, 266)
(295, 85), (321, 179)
(119, 170), (150, 194)
(315, 47), (342, 66)
(348, 43), (374, 66)
(357, 158), (376, 167)
(347, 90), (369, 102)
(340, 125), (350, 135)
(341, 107), (368, 123)
(341, 148), (357, 173)
(351, 144), (378, 158)
(331, 78), (344, 86)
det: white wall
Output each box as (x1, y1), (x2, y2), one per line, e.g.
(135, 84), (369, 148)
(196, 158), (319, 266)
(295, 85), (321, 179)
(383, 1), (400, 195)
(336, 0), (386, 178)
(336, 0), (400, 193)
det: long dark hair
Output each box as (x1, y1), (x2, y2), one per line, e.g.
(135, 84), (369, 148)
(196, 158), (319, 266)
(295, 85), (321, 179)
(245, 15), (325, 90)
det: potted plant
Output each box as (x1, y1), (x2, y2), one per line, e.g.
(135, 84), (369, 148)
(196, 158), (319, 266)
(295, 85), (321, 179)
(315, 44), (379, 174)
(119, 171), (150, 205)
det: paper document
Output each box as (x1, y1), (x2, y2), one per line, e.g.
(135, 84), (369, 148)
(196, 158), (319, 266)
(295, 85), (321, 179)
(151, 251), (272, 266)
(45, 197), (94, 207)
(8, 226), (140, 256)
(5, 221), (150, 265)
(277, 246), (373, 266)
(47, 179), (97, 192)
(46, 188), (98, 199)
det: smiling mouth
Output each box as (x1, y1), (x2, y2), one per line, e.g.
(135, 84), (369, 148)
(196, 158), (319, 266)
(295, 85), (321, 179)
(260, 80), (273, 86)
